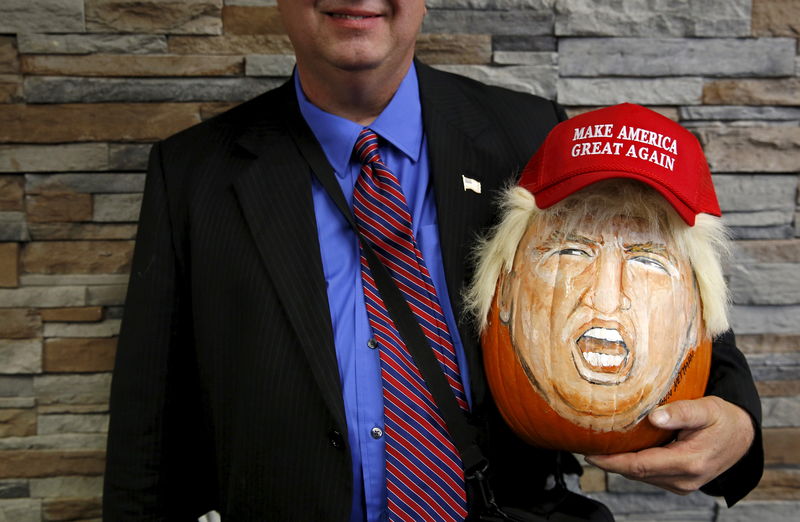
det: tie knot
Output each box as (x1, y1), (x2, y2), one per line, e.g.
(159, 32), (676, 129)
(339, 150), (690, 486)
(355, 128), (382, 165)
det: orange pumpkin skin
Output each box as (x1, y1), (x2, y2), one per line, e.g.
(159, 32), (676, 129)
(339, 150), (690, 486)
(482, 298), (712, 455)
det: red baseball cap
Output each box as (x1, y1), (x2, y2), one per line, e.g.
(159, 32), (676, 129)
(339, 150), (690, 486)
(519, 103), (720, 226)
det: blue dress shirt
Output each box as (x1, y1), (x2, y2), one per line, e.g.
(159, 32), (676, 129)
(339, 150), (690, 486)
(295, 64), (472, 521)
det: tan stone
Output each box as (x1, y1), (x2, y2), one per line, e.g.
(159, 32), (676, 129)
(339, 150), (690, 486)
(0, 176), (24, 212)
(764, 428), (800, 466)
(738, 334), (800, 354)
(21, 241), (134, 275)
(0, 104), (202, 143)
(0, 243), (19, 287)
(43, 338), (116, 373)
(697, 126), (800, 173)
(40, 307), (103, 323)
(43, 497), (101, 521)
(757, 381), (800, 398)
(29, 223), (137, 241)
(86, 0), (223, 35)
(747, 468), (800, 500)
(0, 450), (104, 478)
(0, 37), (19, 74)
(0, 409), (36, 437)
(20, 54), (242, 77)
(579, 466), (606, 493)
(25, 193), (92, 224)
(38, 404), (108, 415)
(200, 101), (240, 120)
(168, 34), (293, 55)
(416, 34), (492, 65)
(704, 78), (800, 106)
(222, 5), (284, 34)
(752, 0), (800, 36)
(0, 309), (41, 338)
(0, 76), (23, 104)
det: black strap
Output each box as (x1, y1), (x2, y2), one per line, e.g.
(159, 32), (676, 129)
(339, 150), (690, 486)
(285, 116), (488, 475)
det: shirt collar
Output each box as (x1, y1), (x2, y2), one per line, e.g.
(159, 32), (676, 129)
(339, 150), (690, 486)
(294, 63), (423, 176)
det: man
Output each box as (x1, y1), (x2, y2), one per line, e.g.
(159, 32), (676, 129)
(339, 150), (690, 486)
(103, 2), (762, 520)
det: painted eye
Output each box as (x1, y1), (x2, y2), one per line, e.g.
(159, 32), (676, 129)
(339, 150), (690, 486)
(630, 256), (668, 273)
(557, 248), (591, 257)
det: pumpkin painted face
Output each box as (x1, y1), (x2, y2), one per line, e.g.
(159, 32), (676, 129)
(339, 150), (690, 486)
(498, 218), (702, 432)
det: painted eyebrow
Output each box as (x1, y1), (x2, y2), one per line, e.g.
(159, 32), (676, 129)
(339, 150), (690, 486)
(624, 242), (672, 259)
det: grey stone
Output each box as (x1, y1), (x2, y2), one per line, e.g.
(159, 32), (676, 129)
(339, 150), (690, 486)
(728, 225), (795, 240)
(19, 274), (129, 286)
(105, 306), (125, 319)
(761, 397), (800, 428)
(0, 144), (108, 173)
(24, 76), (283, 103)
(0, 212), (29, 241)
(727, 263), (800, 305)
(680, 106), (800, 122)
(423, 8), (553, 35)
(0, 376), (33, 398)
(493, 35), (556, 51)
(558, 78), (703, 106)
(0, 398), (35, 408)
(0, 433), (106, 450)
(607, 474), (663, 494)
(85, 0), (222, 35)
(733, 240), (800, 264)
(38, 413), (109, 435)
(245, 54), (296, 77)
(699, 126), (800, 173)
(29, 476), (102, 498)
(493, 51), (556, 65)
(555, 0), (750, 37)
(588, 490), (715, 515)
(712, 175), (797, 212)
(0, 0), (84, 33)
(109, 144), (152, 171)
(0, 287), (86, 308)
(0, 498), (42, 522)
(723, 210), (794, 228)
(730, 305), (800, 334)
(33, 373), (112, 406)
(434, 64), (557, 98)
(43, 319), (121, 338)
(716, 500), (800, 522)
(559, 38), (796, 77)
(93, 193), (143, 222)
(16, 33), (167, 54)
(614, 511), (713, 522)
(0, 340), (42, 374)
(0, 480), (28, 499)
(86, 284), (128, 306)
(26, 173), (146, 194)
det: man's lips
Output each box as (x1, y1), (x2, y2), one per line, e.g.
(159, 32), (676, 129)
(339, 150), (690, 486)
(576, 327), (629, 373)
(324, 9), (382, 21)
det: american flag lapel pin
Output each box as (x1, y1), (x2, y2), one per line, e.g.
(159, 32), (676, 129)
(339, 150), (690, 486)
(462, 175), (481, 194)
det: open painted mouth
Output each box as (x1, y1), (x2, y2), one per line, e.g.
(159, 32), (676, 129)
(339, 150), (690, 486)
(575, 327), (630, 376)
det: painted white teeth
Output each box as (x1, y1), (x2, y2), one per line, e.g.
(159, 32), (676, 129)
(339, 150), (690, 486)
(582, 352), (624, 367)
(583, 327), (623, 343)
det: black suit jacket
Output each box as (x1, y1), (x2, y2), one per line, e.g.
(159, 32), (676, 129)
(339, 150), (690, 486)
(103, 62), (762, 521)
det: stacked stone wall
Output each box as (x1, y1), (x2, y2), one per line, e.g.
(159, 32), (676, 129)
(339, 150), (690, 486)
(0, 1), (797, 520)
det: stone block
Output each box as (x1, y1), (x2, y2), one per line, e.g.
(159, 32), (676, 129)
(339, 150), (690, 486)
(93, 193), (142, 223)
(29, 476), (102, 498)
(105, 306), (124, 320)
(0, 433), (106, 450)
(579, 466), (605, 493)
(758, 380), (800, 398)
(25, 192), (93, 224)
(0, 287), (86, 308)
(699, 128), (800, 173)
(554, 0), (750, 37)
(109, 144), (152, 171)
(86, 285), (128, 306)
(416, 34), (492, 65)
(730, 305), (800, 334)
(26, 174), (145, 195)
(17, 33), (167, 55)
(43, 338), (116, 373)
(733, 240), (800, 264)
(559, 38), (796, 77)
(607, 473), (663, 494)
(24, 76), (283, 103)
(168, 34), (292, 54)
(222, 5), (283, 34)
(0, 212), (28, 242)
(28, 223), (138, 241)
(588, 490), (714, 516)
(40, 307), (103, 323)
(566, 105), (679, 121)
(704, 79), (800, 106)
(423, 8), (553, 35)
(717, 500), (800, 521)
(434, 64), (557, 98)
(762, 397), (800, 428)
(86, 0), (223, 35)
(0, 377), (33, 398)
(0, 104), (203, 143)
(38, 404), (107, 415)
(0, 450), (104, 478)
(43, 320), (121, 339)
(0, 37), (18, 74)
(0, 498), (41, 522)
(245, 54), (295, 77)
(0, 0), (84, 33)
(558, 78), (703, 106)
(0, 145), (108, 174)
(21, 54), (242, 77)
(0, 176), (24, 212)
(747, 353), (800, 381)
(0, 75), (23, 104)
(738, 333), (800, 354)
(727, 224), (795, 241)
(0, 340), (42, 374)
(0, 409), (36, 437)
(746, 468), (800, 500)
(752, 0), (800, 37)
(680, 106), (800, 122)
(21, 241), (133, 275)
(0, 398), (35, 409)
(201, 102), (240, 120)
(493, 51), (556, 66)
(0, 243), (18, 288)
(33, 374), (112, 406)
(0, 309), (41, 339)
(728, 263), (800, 305)
(44, 497), (102, 521)
(493, 35), (556, 52)
(38, 414), (108, 435)
(20, 274), (129, 286)
(0, 479), (28, 499)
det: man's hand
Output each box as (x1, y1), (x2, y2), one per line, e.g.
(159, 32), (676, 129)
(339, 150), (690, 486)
(584, 396), (754, 495)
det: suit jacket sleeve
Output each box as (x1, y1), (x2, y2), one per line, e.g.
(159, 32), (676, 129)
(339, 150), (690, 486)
(103, 142), (216, 521)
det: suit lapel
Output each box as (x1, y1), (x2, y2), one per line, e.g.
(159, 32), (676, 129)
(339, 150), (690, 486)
(232, 83), (346, 429)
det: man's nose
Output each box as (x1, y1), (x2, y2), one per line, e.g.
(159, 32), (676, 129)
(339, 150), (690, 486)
(580, 250), (631, 313)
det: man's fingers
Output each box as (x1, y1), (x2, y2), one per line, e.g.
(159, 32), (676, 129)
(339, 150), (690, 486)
(648, 397), (720, 431)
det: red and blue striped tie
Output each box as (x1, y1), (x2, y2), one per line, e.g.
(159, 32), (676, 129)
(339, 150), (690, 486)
(352, 128), (469, 521)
